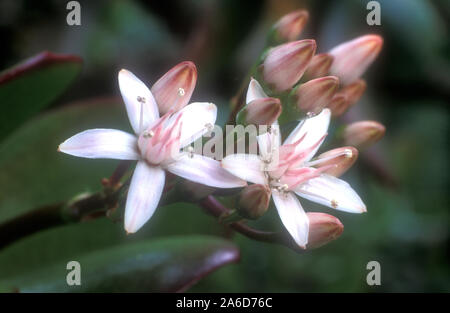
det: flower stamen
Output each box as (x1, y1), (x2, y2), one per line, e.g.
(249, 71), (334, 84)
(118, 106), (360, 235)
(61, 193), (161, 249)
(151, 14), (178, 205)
(331, 199), (339, 208)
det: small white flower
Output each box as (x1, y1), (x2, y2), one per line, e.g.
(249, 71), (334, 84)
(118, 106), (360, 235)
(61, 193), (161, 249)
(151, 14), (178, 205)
(59, 69), (246, 233)
(222, 79), (366, 248)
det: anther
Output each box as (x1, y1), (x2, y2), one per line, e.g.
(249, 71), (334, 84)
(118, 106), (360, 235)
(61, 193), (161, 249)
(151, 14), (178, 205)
(205, 123), (214, 131)
(137, 96), (146, 103)
(143, 130), (154, 138)
(187, 146), (194, 158)
(344, 149), (353, 158)
(331, 199), (338, 208)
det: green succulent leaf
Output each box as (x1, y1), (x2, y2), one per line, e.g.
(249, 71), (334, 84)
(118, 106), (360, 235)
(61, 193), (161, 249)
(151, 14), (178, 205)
(0, 235), (239, 292)
(0, 51), (83, 142)
(0, 98), (128, 224)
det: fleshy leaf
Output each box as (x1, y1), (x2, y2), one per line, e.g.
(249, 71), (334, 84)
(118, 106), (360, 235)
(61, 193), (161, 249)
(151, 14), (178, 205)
(0, 98), (128, 224)
(0, 235), (239, 292)
(0, 51), (83, 142)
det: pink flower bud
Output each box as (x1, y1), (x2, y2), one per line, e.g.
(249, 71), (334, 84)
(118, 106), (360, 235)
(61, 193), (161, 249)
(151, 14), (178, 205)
(329, 35), (383, 85)
(151, 61), (197, 114)
(306, 212), (344, 249)
(327, 79), (366, 116)
(305, 53), (334, 79)
(273, 10), (309, 42)
(315, 146), (358, 177)
(239, 97), (282, 126)
(343, 120), (386, 148)
(339, 79), (367, 106)
(263, 39), (316, 92)
(293, 76), (339, 114)
(327, 94), (348, 117)
(238, 184), (271, 219)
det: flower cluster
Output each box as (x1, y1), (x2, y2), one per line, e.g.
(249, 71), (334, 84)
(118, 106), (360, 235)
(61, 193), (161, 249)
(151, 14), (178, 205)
(59, 9), (385, 249)
(59, 63), (246, 233)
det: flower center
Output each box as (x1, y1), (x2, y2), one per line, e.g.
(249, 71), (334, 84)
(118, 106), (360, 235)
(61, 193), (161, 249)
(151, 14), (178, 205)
(137, 112), (183, 166)
(262, 133), (335, 192)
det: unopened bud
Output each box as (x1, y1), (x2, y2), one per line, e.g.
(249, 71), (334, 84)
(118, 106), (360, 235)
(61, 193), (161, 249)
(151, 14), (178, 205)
(316, 146), (358, 177)
(291, 76), (339, 114)
(339, 79), (367, 106)
(343, 121), (386, 148)
(306, 212), (344, 249)
(327, 79), (366, 116)
(263, 39), (316, 92)
(327, 94), (348, 117)
(273, 10), (309, 42)
(151, 61), (197, 114)
(304, 53), (334, 79)
(238, 184), (271, 219)
(237, 97), (282, 126)
(329, 35), (383, 85)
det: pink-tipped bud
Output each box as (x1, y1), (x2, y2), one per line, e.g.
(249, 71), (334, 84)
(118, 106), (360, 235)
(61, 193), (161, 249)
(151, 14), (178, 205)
(238, 97), (282, 126)
(273, 10), (309, 42)
(315, 146), (358, 177)
(329, 35), (383, 85)
(292, 76), (339, 114)
(339, 79), (367, 106)
(306, 212), (344, 249)
(151, 61), (197, 114)
(263, 39), (316, 92)
(327, 79), (366, 116)
(238, 184), (271, 219)
(304, 53), (334, 79)
(343, 120), (386, 148)
(327, 94), (348, 116)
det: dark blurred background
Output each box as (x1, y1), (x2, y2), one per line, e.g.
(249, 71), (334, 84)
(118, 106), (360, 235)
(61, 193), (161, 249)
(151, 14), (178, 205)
(0, 0), (449, 292)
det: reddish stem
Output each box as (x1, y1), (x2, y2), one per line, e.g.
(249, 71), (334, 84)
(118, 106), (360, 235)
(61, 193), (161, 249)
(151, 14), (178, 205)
(200, 195), (304, 253)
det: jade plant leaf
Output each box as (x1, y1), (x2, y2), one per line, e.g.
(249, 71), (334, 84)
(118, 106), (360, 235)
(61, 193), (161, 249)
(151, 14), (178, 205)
(0, 235), (239, 292)
(0, 98), (129, 224)
(0, 51), (83, 142)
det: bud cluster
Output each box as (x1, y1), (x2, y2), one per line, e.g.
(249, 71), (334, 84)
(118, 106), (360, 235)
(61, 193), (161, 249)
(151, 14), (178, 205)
(254, 12), (386, 148)
(227, 9), (387, 249)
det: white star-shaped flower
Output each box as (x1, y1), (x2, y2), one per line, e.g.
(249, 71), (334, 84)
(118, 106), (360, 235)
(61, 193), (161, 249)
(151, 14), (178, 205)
(222, 79), (366, 248)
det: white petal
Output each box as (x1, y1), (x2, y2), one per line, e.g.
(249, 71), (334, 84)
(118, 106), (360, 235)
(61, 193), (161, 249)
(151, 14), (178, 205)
(272, 190), (309, 248)
(166, 153), (247, 188)
(124, 162), (165, 233)
(246, 78), (268, 103)
(172, 102), (217, 147)
(118, 69), (159, 134)
(284, 108), (331, 161)
(221, 154), (267, 185)
(257, 122), (281, 160)
(294, 174), (366, 213)
(58, 128), (139, 160)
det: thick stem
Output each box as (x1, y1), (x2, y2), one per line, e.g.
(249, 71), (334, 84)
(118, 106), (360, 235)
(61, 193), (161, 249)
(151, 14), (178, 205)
(0, 188), (120, 249)
(0, 203), (65, 249)
(0, 174), (183, 250)
(200, 195), (304, 253)
(103, 160), (133, 188)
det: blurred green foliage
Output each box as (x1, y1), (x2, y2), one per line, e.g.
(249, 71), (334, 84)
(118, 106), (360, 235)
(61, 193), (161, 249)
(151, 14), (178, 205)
(0, 0), (448, 292)
(0, 52), (82, 142)
(0, 234), (239, 292)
